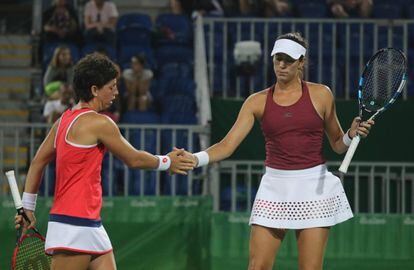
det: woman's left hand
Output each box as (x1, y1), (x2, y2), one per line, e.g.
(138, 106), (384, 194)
(349, 117), (375, 138)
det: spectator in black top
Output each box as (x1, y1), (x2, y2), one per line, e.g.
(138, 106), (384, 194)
(42, 0), (80, 43)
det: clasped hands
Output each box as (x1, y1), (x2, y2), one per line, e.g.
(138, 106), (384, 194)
(167, 147), (198, 175)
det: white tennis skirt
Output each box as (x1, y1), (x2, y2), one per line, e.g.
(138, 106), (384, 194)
(249, 164), (353, 229)
(45, 221), (113, 255)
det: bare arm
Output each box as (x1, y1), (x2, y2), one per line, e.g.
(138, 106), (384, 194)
(323, 86), (374, 154)
(323, 88), (349, 154)
(204, 94), (259, 163)
(24, 121), (58, 193)
(95, 115), (194, 173)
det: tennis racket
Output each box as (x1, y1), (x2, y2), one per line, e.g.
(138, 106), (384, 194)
(5, 170), (51, 270)
(339, 48), (407, 174)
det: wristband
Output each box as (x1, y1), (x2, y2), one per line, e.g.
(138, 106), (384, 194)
(194, 151), (209, 168)
(342, 129), (352, 147)
(156, 155), (171, 171)
(22, 192), (37, 211)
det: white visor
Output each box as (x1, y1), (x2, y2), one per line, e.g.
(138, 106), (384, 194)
(270, 39), (306, 60)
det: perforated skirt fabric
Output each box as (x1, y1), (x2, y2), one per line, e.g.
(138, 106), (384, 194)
(249, 164), (353, 229)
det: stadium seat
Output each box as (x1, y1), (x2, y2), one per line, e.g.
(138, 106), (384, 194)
(155, 13), (192, 46)
(116, 13), (152, 47)
(81, 43), (117, 60)
(118, 45), (155, 68)
(297, 2), (328, 18)
(373, 4), (402, 19)
(155, 45), (193, 66)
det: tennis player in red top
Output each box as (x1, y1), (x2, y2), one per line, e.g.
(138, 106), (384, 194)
(15, 53), (195, 269)
(188, 32), (375, 269)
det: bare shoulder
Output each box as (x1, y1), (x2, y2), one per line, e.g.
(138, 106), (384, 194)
(306, 81), (334, 102)
(243, 88), (269, 118)
(79, 111), (117, 131)
(245, 88), (268, 105)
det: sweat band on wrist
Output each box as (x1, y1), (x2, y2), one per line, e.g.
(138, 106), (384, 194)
(156, 155), (171, 171)
(342, 129), (352, 147)
(194, 151), (209, 168)
(22, 192), (37, 211)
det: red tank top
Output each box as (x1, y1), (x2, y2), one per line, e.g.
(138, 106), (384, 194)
(50, 108), (106, 220)
(261, 82), (325, 170)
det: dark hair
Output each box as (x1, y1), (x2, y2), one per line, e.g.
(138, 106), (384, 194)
(73, 53), (118, 103)
(276, 32), (308, 51)
(132, 54), (147, 66)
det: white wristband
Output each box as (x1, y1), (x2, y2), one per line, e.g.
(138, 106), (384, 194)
(342, 129), (352, 147)
(22, 192), (37, 211)
(194, 151), (209, 168)
(156, 155), (171, 171)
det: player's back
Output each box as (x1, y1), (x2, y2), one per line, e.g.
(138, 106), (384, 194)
(51, 108), (106, 221)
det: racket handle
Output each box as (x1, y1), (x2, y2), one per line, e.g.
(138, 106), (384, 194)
(339, 135), (361, 174)
(5, 170), (23, 209)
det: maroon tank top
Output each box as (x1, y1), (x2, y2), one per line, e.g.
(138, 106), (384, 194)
(261, 82), (325, 170)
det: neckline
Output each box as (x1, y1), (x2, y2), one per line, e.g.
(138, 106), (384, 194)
(271, 81), (304, 108)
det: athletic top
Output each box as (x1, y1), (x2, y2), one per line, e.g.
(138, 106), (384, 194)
(50, 108), (106, 222)
(261, 82), (325, 170)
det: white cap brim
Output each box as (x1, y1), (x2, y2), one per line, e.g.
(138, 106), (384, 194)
(270, 39), (306, 60)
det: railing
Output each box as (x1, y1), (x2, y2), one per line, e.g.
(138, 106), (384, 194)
(203, 18), (414, 100)
(0, 122), (210, 197)
(212, 160), (414, 214)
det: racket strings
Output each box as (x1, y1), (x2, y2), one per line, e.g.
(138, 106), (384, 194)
(14, 235), (51, 270)
(362, 49), (406, 111)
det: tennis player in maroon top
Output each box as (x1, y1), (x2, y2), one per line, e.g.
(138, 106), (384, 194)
(15, 53), (195, 270)
(189, 32), (375, 269)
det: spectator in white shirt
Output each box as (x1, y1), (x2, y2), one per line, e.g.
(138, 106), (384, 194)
(84, 0), (118, 46)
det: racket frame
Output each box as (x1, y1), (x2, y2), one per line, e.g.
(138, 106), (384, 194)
(339, 48), (407, 174)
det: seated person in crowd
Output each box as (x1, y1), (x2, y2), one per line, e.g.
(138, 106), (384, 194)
(262, 0), (292, 17)
(122, 54), (153, 112)
(192, 0), (225, 17)
(43, 82), (74, 124)
(42, 0), (80, 43)
(84, 0), (118, 46)
(327, 0), (373, 18)
(43, 45), (74, 87)
(238, 0), (291, 17)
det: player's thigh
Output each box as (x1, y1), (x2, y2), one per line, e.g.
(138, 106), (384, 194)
(249, 224), (287, 270)
(295, 227), (330, 270)
(89, 251), (117, 270)
(51, 251), (91, 270)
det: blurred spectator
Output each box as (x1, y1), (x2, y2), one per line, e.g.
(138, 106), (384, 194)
(262, 0), (292, 17)
(327, 0), (373, 18)
(192, 0), (225, 17)
(239, 0), (291, 17)
(239, 0), (262, 16)
(84, 0), (118, 46)
(42, 0), (80, 43)
(171, 0), (193, 16)
(43, 82), (74, 124)
(43, 45), (74, 87)
(122, 54), (153, 112)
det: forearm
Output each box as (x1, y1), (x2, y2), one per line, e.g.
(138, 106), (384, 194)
(24, 158), (51, 194)
(204, 141), (235, 164)
(125, 150), (160, 169)
(332, 130), (352, 154)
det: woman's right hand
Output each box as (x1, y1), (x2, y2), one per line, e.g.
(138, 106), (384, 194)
(15, 210), (36, 232)
(167, 148), (197, 175)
